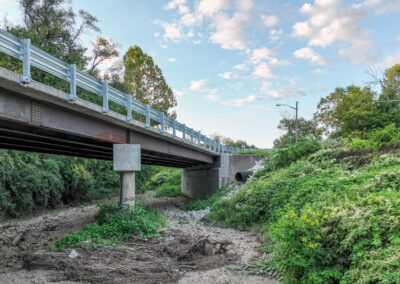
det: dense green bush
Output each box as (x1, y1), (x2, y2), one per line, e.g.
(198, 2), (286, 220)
(52, 202), (165, 251)
(272, 191), (400, 283)
(351, 124), (400, 151)
(259, 138), (321, 174)
(147, 167), (183, 198)
(207, 142), (400, 282)
(0, 150), (119, 218)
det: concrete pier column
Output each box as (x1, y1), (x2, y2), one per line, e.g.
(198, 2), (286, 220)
(113, 144), (141, 208)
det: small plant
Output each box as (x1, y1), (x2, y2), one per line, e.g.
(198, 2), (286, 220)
(52, 202), (165, 251)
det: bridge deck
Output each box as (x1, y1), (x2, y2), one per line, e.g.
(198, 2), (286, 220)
(0, 68), (216, 168)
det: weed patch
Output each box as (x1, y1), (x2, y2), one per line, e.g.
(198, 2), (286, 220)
(51, 202), (165, 251)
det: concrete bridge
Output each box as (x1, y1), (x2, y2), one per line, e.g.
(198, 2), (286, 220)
(0, 29), (260, 206)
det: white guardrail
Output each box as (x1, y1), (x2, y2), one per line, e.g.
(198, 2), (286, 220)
(0, 28), (254, 154)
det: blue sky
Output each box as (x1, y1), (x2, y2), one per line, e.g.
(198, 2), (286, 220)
(1, 0), (400, 148)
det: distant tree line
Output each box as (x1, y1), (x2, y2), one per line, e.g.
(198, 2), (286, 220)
(274, 64), (400, 148)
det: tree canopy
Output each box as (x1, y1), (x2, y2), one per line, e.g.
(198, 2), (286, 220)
(123, 45), (177, 118)
(274, 117), (321, 148)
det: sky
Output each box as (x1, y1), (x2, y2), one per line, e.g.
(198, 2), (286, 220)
(1, 0), (400, 148)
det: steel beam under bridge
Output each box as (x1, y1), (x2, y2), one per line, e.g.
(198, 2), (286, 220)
(0, 68), (216, 168)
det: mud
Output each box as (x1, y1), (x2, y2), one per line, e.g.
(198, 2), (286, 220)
(0, 192), (278, 284)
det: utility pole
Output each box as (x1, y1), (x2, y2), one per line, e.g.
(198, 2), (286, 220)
(276, 101), (299, 144)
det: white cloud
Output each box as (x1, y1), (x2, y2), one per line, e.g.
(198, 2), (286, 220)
(189, 79), (208, 91)
(292, 0), (372, 63)
(293, 47), (326, 65)
(224, 95), (257, 107)
(233, 63), (247, 71)
(251, 47), (274, 63)
(167, 57), (177, 62)
(158, 22), (183, 40)
(261, 14), (278, 27)
(196, 0), (228, 18)
(269, 29), (284, 43)
(205, 89), (219, 101)
(381, 53), (400, 69)
(220, 71), (235, 79)
(261, 82), (305, 100)
(180, 13), (198, 26)
(253, 63), (275, 78)
(210, 12), (250, 50)
(355, 0), (400, 15)
(237, 0), (254, 11)
(164, 0), (191, 15)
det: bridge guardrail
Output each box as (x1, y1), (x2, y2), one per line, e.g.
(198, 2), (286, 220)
(0, 28), (255, 155)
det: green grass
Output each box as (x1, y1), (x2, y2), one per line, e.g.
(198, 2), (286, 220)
(155, 183), (183, 198)
(50, 202), (165, 251)
(182, 186), (230, 211)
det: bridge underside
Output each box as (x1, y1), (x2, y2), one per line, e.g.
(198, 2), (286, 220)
(0, 70), (216, 168)
(0, 122), (203, 168)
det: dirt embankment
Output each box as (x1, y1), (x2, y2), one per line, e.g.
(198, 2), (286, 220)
(0, 192), (278, 284)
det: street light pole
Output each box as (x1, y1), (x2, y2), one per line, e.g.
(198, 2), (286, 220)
(276, 101), (299, 144)
(295, 101), (298, 144)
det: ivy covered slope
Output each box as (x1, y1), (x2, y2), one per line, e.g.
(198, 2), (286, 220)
(207, 125), (400, 283)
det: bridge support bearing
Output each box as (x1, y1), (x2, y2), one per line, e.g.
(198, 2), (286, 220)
(113, 144), (141, 208)
(181, 154), (261, 199)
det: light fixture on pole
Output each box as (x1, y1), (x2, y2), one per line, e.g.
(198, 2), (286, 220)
(276, 101), (299, 144)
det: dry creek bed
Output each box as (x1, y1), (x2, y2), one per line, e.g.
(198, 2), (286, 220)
(0, 192), (278, 284)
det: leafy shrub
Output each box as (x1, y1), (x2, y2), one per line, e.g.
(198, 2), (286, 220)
(52, 202), (165, 251)
(148, 167), (183, 198)
(351, 124), (400, 151)
(0, 150), (119, 219)
(271, 192), (400, 283)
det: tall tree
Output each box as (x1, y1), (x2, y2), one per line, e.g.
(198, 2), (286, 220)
(5, 0), (99, 68)
(88, 37), (119, 76)
(123, 45), (177, 118)
(314, 86), (378, 137)
(273, 118), (321, 148)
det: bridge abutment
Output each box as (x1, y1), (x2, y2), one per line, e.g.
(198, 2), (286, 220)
(113, 144), (141, 207)
(181, 154), (261, 198)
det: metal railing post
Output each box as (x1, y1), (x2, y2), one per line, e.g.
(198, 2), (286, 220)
(21, 39), (31, 84)
(102, 81), (109, 113)
(160, 112), (165, 134)
(127, 96), (132, 121)
(145, 105), (151, 128)
(190, 129), (194, 145)
(172, 120), (176, 137)
(69, 64), (76, 101)
(197, 132), (200, 146)
(182, 124), (186, 142)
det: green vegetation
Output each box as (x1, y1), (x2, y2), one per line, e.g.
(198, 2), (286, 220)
(182, 186), (230, 211)
(0, 150), (118, 219)
(52, 202), (165, 251)
(207, 135), (400, 282)
(147, 167), (183, 198)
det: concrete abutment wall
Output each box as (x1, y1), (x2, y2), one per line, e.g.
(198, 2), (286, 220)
(182, 154), (261, 198)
